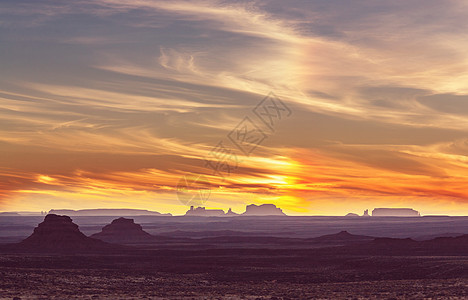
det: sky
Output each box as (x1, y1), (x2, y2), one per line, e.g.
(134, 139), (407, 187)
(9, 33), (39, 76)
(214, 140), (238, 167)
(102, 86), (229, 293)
(1, 0), (468, 215)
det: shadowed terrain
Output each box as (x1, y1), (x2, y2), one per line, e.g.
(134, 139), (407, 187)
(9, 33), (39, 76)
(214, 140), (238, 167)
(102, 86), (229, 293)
(0, 214), (467, 299)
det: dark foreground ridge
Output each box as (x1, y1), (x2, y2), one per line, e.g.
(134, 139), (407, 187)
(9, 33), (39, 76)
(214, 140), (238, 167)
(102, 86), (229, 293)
(327, 234), (468, 256)
(309, 230), (373, 241)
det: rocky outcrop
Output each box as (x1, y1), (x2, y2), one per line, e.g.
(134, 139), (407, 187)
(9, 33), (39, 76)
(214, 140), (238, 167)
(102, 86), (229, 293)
(185, 206), (225, 217)
(90, 218), (154, 244)
(225, 208), (239, 216)
(48, 209), (171, 216)
(17, 214), (112, 253)
(182, 204), (286, 217)
(372, 208), (420, 217)
(242, 204), (286, 216)
(0, 212), (20, 216)
(345, 213), (359, 217)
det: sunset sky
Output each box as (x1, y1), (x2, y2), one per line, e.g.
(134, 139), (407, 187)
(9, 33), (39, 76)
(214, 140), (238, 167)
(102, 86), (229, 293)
(2, 0), (468, 215)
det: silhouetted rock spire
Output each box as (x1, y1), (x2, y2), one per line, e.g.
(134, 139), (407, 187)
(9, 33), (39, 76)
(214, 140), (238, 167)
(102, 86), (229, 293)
(226, 208), (239, 216)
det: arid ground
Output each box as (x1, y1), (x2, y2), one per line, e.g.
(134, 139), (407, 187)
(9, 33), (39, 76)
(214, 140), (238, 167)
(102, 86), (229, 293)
(1, 216), (467, 299)
(1, 252), (467, 299)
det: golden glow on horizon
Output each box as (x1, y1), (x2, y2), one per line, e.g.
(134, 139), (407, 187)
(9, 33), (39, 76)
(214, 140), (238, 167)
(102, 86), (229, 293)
(2, 0), (468, 215)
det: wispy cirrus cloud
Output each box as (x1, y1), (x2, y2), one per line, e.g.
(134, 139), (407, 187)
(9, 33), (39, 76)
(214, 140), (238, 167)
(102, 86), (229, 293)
(2, 0), (468, 215)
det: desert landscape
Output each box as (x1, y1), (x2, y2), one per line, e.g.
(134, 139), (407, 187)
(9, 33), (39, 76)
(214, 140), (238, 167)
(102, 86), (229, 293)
(2, 0), (468, 298)
(0, 210), (467, 299)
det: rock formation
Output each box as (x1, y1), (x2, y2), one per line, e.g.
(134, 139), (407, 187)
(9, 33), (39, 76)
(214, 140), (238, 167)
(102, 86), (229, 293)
(17, 214), (112, 253)
(90, 217), (154, 244)
(372, 208), (420, 217)
(242, 204), (286, 216)
(0, 212), (20, 216)
(182, 204), (286, 216)
(225, 208), (239, 216)
(345, 213), (359, 217)
(48, 208), (171, 216)
(185, 206), (225, 216)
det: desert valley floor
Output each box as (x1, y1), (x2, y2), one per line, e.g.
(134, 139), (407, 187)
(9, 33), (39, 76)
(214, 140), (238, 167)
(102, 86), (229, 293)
(0, 215), (467, 299)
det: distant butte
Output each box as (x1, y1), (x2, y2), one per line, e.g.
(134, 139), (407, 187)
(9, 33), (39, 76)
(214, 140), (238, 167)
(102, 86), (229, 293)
(0, 212), (20, 216)
(372, 208), (420, 217)
(185, 206), (226, 216)
(48, 208), (172, 216)
(242, 204), (286, 216)
(184, 204), (286, 216)
(90, 217), (154, 244)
